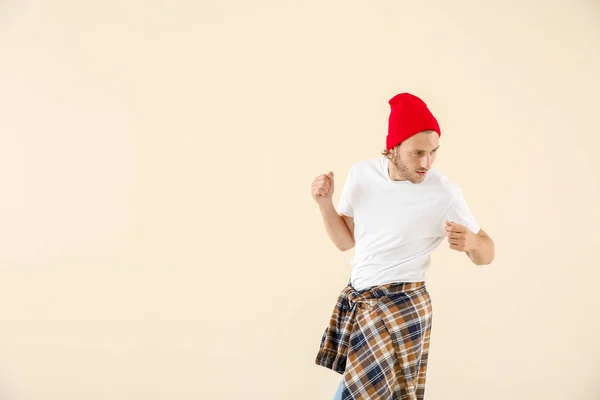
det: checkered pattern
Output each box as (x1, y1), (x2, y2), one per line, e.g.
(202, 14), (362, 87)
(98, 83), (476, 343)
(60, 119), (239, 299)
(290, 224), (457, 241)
(316, 281), (433, 400)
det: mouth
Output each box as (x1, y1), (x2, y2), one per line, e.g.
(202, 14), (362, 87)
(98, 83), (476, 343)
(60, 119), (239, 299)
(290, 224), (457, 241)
(416, 171), (427, 176)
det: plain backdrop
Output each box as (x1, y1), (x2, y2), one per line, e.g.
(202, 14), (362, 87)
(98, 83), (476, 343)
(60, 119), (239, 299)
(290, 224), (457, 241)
(1, 1), (599, 399)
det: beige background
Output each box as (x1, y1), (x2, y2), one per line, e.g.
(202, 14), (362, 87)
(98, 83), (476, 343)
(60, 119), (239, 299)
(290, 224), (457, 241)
(1, 1), (599, 399)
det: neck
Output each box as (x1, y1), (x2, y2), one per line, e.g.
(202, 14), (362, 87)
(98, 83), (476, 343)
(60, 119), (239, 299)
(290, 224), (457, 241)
(387, 159), (408, 181)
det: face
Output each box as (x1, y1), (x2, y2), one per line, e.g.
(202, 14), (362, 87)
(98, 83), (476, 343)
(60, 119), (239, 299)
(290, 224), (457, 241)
(389, 130), (440, 183)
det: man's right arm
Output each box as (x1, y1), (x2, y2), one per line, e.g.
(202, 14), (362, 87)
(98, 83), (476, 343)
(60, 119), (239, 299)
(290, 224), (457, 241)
(318, 201), (355, 251)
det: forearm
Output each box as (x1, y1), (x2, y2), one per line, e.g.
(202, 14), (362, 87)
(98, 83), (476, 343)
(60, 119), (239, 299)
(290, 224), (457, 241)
(318, 201), (354, 251)
(467, 233), (495, 265)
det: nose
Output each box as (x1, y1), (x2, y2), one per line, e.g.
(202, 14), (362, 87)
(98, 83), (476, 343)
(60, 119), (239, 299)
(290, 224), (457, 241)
(421, 155), (431, 170)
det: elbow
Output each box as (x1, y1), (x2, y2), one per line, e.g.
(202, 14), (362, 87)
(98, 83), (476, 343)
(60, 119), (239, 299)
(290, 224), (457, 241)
(337, 241), (355, 252)
(473, 253), (495, 266)
(466, 249), (494, 266)
(470, 234), (494, 265)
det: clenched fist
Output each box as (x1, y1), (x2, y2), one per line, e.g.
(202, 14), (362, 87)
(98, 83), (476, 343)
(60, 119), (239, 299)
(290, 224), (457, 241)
(311, 171), (334, 206)
(445, 221), (475, 253)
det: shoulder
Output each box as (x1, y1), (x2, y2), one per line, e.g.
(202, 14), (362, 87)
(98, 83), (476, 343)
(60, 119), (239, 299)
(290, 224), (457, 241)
(426, 169), (464, 199)
(342, 157), (384, 183)
(348, 157), (385, 175)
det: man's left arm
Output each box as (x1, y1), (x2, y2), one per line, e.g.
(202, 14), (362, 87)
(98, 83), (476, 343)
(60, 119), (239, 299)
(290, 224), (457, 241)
(445, 222), (495, 265)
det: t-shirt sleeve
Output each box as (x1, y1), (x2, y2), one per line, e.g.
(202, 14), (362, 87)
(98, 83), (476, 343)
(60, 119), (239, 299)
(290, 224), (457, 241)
(439, 188), (480, 235)
(336, 165), (355, 218)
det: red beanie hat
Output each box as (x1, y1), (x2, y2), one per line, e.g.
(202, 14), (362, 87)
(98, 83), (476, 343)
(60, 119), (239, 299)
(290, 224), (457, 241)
(386, 93), (441, 150)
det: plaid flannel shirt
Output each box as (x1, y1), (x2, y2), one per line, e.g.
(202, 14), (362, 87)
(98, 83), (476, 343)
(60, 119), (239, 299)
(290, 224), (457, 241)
(316, 281), (433, 400)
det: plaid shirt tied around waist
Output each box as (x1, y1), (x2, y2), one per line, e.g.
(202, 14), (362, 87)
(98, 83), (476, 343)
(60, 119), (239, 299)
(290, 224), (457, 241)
(316, 281), (433, 400)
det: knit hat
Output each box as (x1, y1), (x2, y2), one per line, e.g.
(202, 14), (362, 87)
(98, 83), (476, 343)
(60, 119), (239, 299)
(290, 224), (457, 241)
(386, 93), (441, 150)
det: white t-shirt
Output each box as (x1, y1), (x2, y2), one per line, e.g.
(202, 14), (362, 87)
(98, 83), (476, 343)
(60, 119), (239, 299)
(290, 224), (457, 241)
(337, 157), (480, 290)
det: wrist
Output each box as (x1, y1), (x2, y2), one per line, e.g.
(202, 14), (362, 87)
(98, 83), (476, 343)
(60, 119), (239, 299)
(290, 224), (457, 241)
(466, 231), (479, 254)
(318, 199), (334, 210)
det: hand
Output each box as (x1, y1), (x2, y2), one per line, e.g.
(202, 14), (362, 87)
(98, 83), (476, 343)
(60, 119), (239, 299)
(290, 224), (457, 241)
(445, 221), (475, 253)
(311, 171), (334, 206)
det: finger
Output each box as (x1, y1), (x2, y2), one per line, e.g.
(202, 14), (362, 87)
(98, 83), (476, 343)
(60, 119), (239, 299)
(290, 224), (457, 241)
(313, 179), (329, 188)
(445, 232), (462, 239)
(445, 223), (465, 233)
(449, 240), (465, 248)
(448, 237), (465, 246)
(446, 229), (464, 237)
(318, 176), (333, 186)
(452, 223), (466, 233)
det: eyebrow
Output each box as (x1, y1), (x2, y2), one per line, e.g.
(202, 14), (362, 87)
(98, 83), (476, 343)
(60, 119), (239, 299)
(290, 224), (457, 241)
(414, 146), (440, 152)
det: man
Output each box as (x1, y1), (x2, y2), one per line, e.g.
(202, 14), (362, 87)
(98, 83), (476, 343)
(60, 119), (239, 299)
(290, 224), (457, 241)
(311, 92), (495, 399)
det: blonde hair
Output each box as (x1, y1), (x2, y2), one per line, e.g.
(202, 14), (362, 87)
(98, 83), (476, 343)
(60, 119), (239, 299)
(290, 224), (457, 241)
(381, 148), (393, 160)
